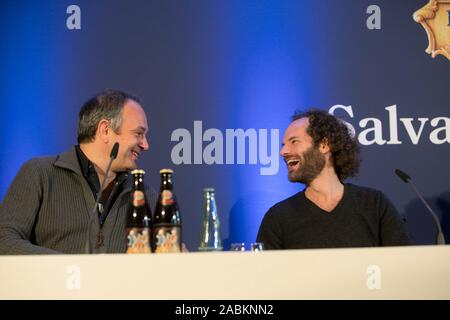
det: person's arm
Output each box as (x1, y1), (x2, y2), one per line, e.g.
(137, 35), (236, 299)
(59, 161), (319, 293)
(256, 207), (284, 250)
(0, 160), (60, 254)
(378, 191), (412, 246)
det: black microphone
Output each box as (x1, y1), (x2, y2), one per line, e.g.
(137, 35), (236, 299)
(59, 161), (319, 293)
(395, 169), (446, 245)
(84, 142), (120, 254)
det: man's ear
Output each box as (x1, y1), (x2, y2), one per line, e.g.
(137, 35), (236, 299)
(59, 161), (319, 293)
(97, 119), (110, 143)
(319, 138), (331, 154)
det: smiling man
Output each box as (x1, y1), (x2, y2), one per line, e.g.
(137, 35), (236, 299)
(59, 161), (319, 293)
(0, 90), (156, 254)
(257, 109), (411, 249)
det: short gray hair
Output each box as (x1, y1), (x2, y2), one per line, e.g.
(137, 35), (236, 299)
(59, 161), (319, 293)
(77, 90), (141, 144)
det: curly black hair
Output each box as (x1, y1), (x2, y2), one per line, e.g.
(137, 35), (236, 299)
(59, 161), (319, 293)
(292, 109), (360, 181)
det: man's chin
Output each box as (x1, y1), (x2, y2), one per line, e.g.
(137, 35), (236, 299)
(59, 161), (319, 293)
(128, 162), (138, 170)
(288, 173), (301, 183)
(116, 162), (137, 172)
(288, 173), (308, 184)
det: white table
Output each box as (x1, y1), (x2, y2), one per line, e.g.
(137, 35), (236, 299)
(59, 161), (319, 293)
(1, 245), (449, 299)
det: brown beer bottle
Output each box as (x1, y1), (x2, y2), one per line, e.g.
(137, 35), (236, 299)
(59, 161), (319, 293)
(152, 169), (182, 253)
(126, 169), (152, 254)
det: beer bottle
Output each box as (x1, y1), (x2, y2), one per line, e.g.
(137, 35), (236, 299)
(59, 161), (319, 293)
(126, 169), (152, 254)
(153, 169), (182, 253)
(198, 188), (223, 251)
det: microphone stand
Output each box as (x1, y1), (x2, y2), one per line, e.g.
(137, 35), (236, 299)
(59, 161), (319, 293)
(395, 169), (446, 245)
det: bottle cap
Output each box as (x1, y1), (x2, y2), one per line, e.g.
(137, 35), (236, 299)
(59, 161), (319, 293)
(131, 169), (145, 175)
(203, 188), (215, 193)
(160, 169), (174, 174)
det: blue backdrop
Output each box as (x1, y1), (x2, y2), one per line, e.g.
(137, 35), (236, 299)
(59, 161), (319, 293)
(1, 0), (449, 250)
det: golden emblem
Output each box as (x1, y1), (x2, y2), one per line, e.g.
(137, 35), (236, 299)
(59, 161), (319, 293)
(413, 0), (450, 60)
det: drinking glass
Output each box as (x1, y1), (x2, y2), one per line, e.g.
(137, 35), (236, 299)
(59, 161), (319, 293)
(230, 242), (264, 252)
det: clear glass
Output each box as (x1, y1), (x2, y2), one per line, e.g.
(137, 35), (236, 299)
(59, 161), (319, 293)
(251, 242), (264, 252)
(230, 242), (246, 251)
(198, 188), (223, 251)
(230, 242), (264, 252)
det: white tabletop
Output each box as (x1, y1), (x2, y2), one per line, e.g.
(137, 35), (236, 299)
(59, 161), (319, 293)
(1, 245), (449, 299)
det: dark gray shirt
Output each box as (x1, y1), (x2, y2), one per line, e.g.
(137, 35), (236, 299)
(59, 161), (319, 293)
(257, 183), (411, 249)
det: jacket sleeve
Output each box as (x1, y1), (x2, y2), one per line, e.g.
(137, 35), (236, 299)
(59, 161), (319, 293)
(0, 160), (60, 255)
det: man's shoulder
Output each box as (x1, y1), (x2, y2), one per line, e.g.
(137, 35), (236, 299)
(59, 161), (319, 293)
(22, 155), (59, 170)
(20, 148), (76, 174)
(268, 191), (305, 214)
(11, 155), (62, 186)
(345, 183), (384, 198)
(345, 183), (393, 207)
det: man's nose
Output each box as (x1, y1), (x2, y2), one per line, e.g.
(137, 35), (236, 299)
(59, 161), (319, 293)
(280, 144), (288, 157)
(140, 136), (149, 151)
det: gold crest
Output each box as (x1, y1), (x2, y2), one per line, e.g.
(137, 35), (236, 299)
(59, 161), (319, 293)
(413, 0), (450, 60)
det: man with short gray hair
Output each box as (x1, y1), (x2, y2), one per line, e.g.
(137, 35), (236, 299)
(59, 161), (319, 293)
(0, 90), (155, 254)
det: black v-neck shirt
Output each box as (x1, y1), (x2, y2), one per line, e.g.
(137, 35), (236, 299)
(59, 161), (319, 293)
(257, 183), (411, 249)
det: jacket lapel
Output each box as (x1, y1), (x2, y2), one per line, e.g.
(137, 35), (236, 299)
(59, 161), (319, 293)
(53, 147), (97, 223)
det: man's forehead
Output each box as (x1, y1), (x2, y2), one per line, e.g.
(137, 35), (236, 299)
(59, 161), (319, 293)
(123, 100), (145, 115)
(122, 100), (148, 129)
(285, 118), (309, 136)
(291, 117), (309, 128)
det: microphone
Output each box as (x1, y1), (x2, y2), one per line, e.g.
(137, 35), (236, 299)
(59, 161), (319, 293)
(395, 169), (446, 245)
(84, 142), (120, 254)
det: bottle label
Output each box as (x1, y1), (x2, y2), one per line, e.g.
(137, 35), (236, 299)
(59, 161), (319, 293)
(133, 190), (145, 207)
(161, 190), (174, 206)
(153, 226), (181, 253)
(126, 227), (151, 254)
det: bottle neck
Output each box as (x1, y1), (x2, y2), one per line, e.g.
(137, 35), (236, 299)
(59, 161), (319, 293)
(132, 174), (145, 191)
(204, 192), (217, 217)
(160, 174), (173, 190)
(204, 191), (215, 200)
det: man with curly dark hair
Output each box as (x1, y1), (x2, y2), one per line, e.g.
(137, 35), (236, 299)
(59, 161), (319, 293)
(257, 109), (411, 249)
